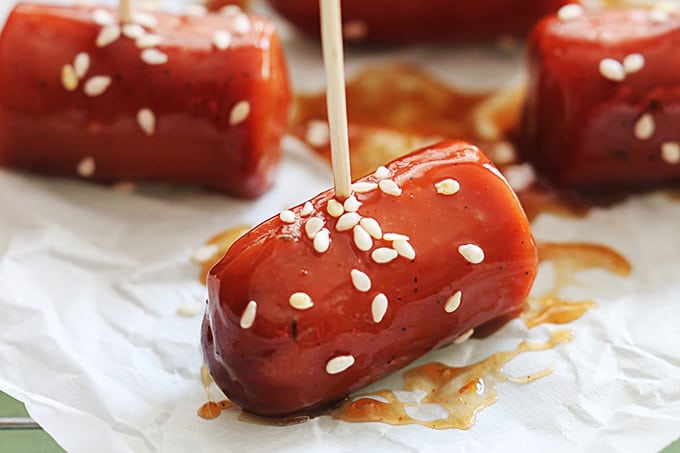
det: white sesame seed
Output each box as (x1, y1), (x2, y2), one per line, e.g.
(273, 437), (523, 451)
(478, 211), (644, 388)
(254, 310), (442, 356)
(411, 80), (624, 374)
(557, 4), (584, 21)
(73, 52), (90, 79)
(491, 141), (517, 165)
(177, 301), (203, 317)
(132, 11), (159, 28)
(379, 179), (402, 196)
(351, 182), (378, 193)
(327, 199), (344, 217)
(136, 34), (162, 48)
(623, 53), (645, 74)
(503, 163), (537, 192)
(122, 23), (146, 39)
(371, 293), (388, 323)
(359, 217), (382, 239)
(279, 210), (296, 223)
(343, 195), (362, 212)
(305, 217), (324, 239)
(220, 5), (242, 15)
(77, 156), (96, 178)
(383, 233), (410, 242)
(475, 117), (501, 141)
(445, 291), (462, 313)
(240, 300), (257, 329)
(458, 244), (485, 264)
(300, 201), (314, 217)
(61, 64), (78, 91)
(229, 100), (250, 125)
(141, 48), (168, 65)
(305, 120), (330, 147)
(92, 9), (115, 26)
(313, 228), (331, 253)
(212, 30), (232, 50)
(661, 142), (680, 164)
(454, 328), (474, 344)
(392, 240), (415, 260)
(289, 292), (314, 310)
(192, 243), (219, 263)
(353, 225), (373, 251)
(350, 269), (371, 292)
(343, 20), (368, 41)
(634, 113), (655, 140)
(96, 24), (121, 48)
(232, 13), (251, 34)
(435, 178), (461, 195)
(83, 76), (112, 97)
(373, 166), (390, 179)
(371, 247), (398, 264)
(599, 58), (625, 82)
(336, 212), (361, 231)
(326, 355), (355, 375)
(137, 108), (156, 136)
(185, 4), (208, 16)
(650, 8), (670, 23)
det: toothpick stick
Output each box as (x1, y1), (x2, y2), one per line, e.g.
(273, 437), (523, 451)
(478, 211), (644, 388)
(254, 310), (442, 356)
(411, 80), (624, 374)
(119, 0), (133, 24)
(320, 0), (352, 199)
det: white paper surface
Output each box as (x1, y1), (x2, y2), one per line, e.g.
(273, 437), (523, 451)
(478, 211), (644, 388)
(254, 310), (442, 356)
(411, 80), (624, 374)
(1, 1), (680, 452)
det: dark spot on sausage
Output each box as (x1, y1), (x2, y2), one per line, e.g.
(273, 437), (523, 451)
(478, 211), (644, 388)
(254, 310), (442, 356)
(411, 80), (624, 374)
(648, 153), (660, 162)
(114, 73), (123, 82)
(611, 149), (629, 162)
(413, 276), (418, 283)
(649, 99), (661, 110)
(38, 80), (47, 90)
(401, 327), (407, 332)
(291, 320), (298, 342)
(164, 69), (172, 77)
(498, 265), (504, 270)
(524, 271), (529, 275)
(413, 288), (418, 293)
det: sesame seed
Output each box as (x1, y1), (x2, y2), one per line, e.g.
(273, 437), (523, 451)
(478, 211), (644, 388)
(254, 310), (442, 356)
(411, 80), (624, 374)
(240, 300), (257, 329)
(192, 243), (219, 263)
(634, 113), (655, 140)
(454, 328), (474, 344)
(557, 4), (584, 21)
(177, 301), (203, 317)
(185, 4), (208, 16)
(289, 292), (314, 310)
(491, 141), (517, 165)
(141, 48), (168, 65)
(220, 5), (242, 15)
(83, 76), (112, 97)
(353, 225), (373, 251)
(623, 53), (645, 74)
(213, 30), (232, 50)
(325, 355), (355, 375)
(229, 100), (250, 125)
(599, 58), (625, 82)
(373, 166), (390, 179)
(136, 34), (162, 48)
(371, 247), (398, 264)
(392, 240), (415, 260)
(313, 228), (331, 253)
(96, 24), (121, 47)
(379, 179), (402, 196)
(650, 8), (670, 23)
(232, 13), (251, 34)
(350, 269), (371, 292)
(343, 195), (362, 212)
(371, 293), (388, 323)
(327, 199), (344, 217)
(279, 210), (296, 223)
(137, 108), (156, 136)
(359, 217), (382, 239)
(336, 212), (360, 231)
(122, 23), (146, 39)
(458, 244), (485, 264)
(61, 64), (78, 91)
(503, 163), (536, 192)
(73, 52), (90, 79)
(445, 291), (462, 313)
(661, 142), (680, 164)
(300, 201), (314, 217)
(305, 120), (330, 147)
(92, 9), (115, 26)
(77, 156), (96, 178)
(383, 233), (410, 242)
(343, 20), (368, 41)
(305, 217), (324, 239)
(351, 182), (378, 193)
(435, 178), (461, 195)
(132, 11), (159, 28)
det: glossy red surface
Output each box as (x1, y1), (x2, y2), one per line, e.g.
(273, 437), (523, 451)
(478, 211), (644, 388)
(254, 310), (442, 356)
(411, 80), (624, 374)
(519, 9), (680, 191)
(0, 3), (290, 197)
(267, 0), (568, 44)
(202, 140), (537, 417)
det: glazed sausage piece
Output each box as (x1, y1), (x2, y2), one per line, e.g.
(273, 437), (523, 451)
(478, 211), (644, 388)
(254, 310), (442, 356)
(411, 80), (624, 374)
(0, 3), (289, 197)
(202, 140), (538, 418)
(267, 0), (569, 44)
(519, 8), (680, 191)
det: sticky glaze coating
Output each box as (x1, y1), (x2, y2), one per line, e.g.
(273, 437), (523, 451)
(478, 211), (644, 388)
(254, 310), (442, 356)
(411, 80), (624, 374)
(267, 0), (569, 44)
(202, 140), (537, 417)
(0, 4), (289, 197)
(519, 8), (680, 191)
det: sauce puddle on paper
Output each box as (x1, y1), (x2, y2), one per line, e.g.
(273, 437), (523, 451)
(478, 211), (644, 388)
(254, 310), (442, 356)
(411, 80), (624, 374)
(193, 225), (250, 284)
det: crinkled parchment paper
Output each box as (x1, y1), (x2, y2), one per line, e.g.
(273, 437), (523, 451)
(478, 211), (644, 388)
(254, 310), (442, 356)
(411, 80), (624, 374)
(1, 1), (679, 452)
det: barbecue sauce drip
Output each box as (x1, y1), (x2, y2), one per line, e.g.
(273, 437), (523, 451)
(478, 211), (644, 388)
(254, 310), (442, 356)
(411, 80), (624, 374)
(197, 225), (250, 284)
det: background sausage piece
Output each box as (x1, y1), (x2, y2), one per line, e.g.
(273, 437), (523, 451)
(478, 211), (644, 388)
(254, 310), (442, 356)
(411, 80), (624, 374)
(519, 8), (680, 192)
(0, 4), (289, 197)
(267, 0), (569, 44)
(202, 140), (537, 418)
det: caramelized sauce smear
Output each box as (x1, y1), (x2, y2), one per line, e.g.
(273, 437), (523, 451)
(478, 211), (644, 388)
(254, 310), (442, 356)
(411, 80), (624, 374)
(196, 225), (250, 284)
(333, 330), (573, 429)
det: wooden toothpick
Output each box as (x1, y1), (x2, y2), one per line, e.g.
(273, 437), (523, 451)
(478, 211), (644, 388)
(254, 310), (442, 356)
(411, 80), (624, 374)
(320, 0), (352, 200)
(119, 0), (133, 24)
